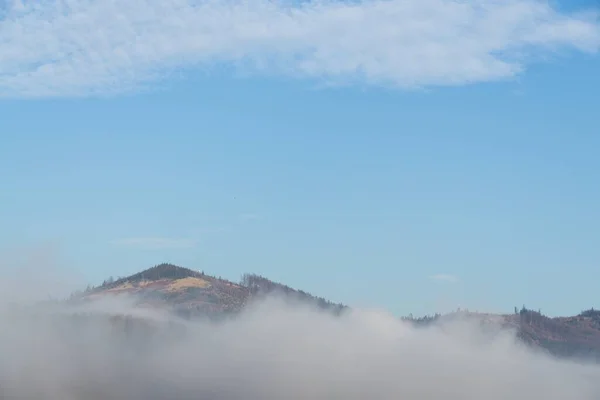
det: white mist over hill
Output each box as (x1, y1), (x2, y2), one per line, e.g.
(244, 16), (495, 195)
(1, 293), (600, 400)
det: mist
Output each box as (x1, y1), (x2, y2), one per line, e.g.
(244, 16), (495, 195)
(1, 292), (600, 400)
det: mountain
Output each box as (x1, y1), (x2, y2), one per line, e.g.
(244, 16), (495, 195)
(75, 263), (600, 362)
(403, 307), (600, 362)
(513, 307), (600, 361)
(77, 263), (346, 319)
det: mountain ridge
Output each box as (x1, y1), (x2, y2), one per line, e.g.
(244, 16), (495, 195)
(75, 263), (347, 318)
(74, 263), (600, 362)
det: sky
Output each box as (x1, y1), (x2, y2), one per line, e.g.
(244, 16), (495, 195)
(1, 0), (600, 317)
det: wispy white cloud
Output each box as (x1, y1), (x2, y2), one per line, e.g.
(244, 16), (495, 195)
(239, 213), (261, 222)
(112, 237), (197, 250)
(0, 0), (599, 98)
(429, 273), (459, 283)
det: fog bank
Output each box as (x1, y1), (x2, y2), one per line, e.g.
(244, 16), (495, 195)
(1, 294), (599, 400)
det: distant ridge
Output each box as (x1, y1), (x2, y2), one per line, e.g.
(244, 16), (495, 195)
(71, 263), (600, 362)
(403, 306), (600, 362)
(241, 273), (347, 314)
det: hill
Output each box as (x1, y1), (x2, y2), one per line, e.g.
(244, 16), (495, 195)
(513, 307), (600, 361)
(403, 306), (600, 362)
(74, 263), (600, 362)
(76, 263), (346, 319)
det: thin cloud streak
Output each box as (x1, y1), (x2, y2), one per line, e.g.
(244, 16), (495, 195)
(430, 273), (459, 283)
(112, 237), (197, 250)
(240, 213), (261, 222)
(0, 0), (599, 97)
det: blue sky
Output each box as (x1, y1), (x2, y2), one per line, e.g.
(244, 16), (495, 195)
(1, 0), (600, 317)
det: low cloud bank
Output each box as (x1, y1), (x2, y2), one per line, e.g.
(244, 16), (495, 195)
(1, 294), (600, 400)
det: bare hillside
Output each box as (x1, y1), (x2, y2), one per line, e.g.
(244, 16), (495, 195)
(74, 264), (600, 362)
(77, 263), (346, 318)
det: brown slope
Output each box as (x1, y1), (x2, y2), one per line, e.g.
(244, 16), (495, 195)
(81, 263), (251, 318)
(405, 308), (600, 361)
(78, 264), (346, 318)
(80, 265), (600, 361)
(511, 308), (600, 361)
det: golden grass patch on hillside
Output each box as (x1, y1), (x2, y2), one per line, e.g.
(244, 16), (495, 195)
(106, 282), (134, 291)
(166, 277), (211, 292)
(138, 280), (164, 287)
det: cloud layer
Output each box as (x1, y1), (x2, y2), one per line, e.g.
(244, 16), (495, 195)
(1, 0), (599, 97)
(1, 295), (600, 399)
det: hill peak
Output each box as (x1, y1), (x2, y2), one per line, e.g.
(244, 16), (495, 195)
(129, 263), (202, 281)
(98, 263), (205, 290)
